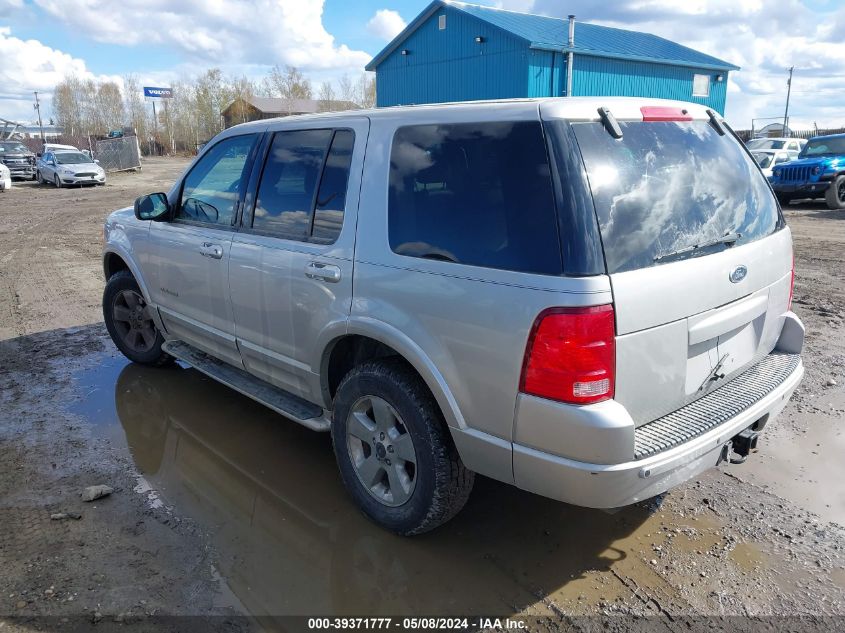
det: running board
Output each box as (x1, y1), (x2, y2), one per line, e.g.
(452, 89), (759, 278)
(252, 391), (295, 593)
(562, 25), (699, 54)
(162, 340), (330, 432)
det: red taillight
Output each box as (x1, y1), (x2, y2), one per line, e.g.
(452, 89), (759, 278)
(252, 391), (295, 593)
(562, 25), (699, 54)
(520, 305), (616, 405)
(640, 106), (693, 122)
(788, 252), (795, 310)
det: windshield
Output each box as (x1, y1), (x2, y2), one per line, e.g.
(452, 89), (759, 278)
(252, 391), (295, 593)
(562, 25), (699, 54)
(0, 143), (29, 153)
(752, 152), (773, 168)
(55, 152), (91, 165)
(801, 137), (845, 157)
(570, 121), (780, 273)
(747, 139), (785, 150)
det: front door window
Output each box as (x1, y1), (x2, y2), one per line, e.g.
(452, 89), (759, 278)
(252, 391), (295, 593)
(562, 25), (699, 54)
(177, 134), (257, 226)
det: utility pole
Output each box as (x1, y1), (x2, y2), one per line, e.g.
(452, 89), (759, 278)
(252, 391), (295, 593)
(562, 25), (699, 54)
(782, 66), (794, 138)
(33, 91), (45, 141)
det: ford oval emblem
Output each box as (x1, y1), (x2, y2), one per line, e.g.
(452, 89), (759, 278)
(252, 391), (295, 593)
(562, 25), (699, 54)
(730, 265), (748, 283)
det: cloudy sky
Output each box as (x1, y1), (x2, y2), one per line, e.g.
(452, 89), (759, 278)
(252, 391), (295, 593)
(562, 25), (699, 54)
(1, 0), (843, 130)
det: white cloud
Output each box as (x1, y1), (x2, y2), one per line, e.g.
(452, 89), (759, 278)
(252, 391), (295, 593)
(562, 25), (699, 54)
(32, 0), (370, 72)
(0, 27), (121, 122)
(0, 0), (23, 17)
(366, 9), (407, 41)
(504, 0), (845, 129)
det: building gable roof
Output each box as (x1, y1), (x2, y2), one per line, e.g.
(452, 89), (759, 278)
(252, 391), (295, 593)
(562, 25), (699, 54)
(366, 0), (739, 72)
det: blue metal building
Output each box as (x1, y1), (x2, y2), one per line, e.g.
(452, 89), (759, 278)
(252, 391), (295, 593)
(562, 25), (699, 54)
(366, 1), (739, 114)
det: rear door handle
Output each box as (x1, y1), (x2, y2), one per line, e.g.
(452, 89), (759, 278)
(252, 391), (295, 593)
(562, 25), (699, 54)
(199, 242), (224, 259)
(305, 261), (342, 283)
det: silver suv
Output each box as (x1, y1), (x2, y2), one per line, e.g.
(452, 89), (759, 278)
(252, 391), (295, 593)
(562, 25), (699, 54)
(102, 98), (805, 535)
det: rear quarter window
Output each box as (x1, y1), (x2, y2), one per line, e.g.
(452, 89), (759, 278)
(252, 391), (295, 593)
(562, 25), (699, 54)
(572, 121), (781, 273)
(388, 121), (562, 276)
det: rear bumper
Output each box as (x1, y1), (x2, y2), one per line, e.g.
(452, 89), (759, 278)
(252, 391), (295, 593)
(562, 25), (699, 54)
(512, 357), (803, 508)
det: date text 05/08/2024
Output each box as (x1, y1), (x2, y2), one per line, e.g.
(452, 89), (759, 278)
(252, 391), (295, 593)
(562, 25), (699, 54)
(307, 618), (526, 630)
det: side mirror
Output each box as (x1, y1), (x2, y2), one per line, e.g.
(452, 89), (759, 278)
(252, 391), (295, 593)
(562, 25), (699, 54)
(134, 192), (171, 221)
(94, 159), (100, 164)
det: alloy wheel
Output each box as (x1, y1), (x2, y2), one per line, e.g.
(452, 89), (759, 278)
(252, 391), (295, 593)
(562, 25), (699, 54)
(111, 289), (157, 353)
(346, 395), (417, 507)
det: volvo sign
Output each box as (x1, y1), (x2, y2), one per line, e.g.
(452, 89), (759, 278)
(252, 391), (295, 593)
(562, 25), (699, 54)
(143, 87), (173, 98)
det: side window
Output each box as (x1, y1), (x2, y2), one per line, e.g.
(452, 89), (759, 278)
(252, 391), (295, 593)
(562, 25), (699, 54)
(253, 128), (355, 243)
(388, 121), (562, 275)
(692, 74), (710, 97)
(177, 134), (257, 227)
(312, 130), (355, 243)
(253, 129), (333, 239)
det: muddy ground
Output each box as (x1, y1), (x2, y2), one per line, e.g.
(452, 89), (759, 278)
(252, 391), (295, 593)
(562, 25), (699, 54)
(0, 158), (843, 632)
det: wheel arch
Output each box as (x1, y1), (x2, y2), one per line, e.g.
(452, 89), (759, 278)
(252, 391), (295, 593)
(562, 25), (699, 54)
(320, 319), (467, 431)
(102, 246), (154, 306)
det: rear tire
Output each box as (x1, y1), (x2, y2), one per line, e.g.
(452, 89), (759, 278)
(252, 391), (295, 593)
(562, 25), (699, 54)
(825, 175), (845, 210)
(776, 192), (792, 207)
(103, 270), (172, 366)
(331, 359), (474, 535)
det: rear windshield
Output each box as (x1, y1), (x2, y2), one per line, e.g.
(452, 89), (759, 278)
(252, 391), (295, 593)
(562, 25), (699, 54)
(388, 121), (562, 275)
(572, 121), (780, 274)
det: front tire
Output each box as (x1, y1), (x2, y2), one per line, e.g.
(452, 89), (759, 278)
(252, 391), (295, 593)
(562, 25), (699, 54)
(53, 174), (62, 189)
(331, 359), (474, 535)
(103, 270), (172, 366)
(825, 175), (845, 210)
(776, 192), (792, 207)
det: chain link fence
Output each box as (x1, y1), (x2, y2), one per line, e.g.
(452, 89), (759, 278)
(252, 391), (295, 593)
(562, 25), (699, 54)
(94, 136), (142, 172)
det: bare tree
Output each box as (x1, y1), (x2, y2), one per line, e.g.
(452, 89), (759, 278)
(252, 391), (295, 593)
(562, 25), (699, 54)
(266, 64), (313, 112)
(194, 68), (232, 141)
(123, 75), (148, 141)
(317, 81), (337, 112)
(229, 76), (257, 123)
(337, 74), (355, 105)
(96, 81), (125, 133)
(355, 73), (376, 109)
(52, 77), (83, 137)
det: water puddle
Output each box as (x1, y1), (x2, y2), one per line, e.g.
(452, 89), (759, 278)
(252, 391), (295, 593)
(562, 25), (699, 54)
(63, 355), (778, 620)
(740, 401), (845, 526)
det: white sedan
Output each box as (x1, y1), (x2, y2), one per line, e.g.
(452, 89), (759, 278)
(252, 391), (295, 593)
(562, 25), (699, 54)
(0, 162), (10, 191)
(38, 150), (106, 187)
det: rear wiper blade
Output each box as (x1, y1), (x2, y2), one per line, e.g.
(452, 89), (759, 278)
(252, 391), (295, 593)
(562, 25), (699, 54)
(654, 231), (741, 262)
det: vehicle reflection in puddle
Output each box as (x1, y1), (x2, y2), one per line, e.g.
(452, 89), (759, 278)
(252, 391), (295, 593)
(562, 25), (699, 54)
(80, 360), (661, 619)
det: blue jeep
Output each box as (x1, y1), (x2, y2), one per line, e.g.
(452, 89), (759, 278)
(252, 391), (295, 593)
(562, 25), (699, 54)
(769, 133), (845, 210)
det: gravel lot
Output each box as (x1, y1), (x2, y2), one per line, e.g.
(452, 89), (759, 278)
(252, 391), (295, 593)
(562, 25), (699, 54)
(0, 158), (843, 631)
